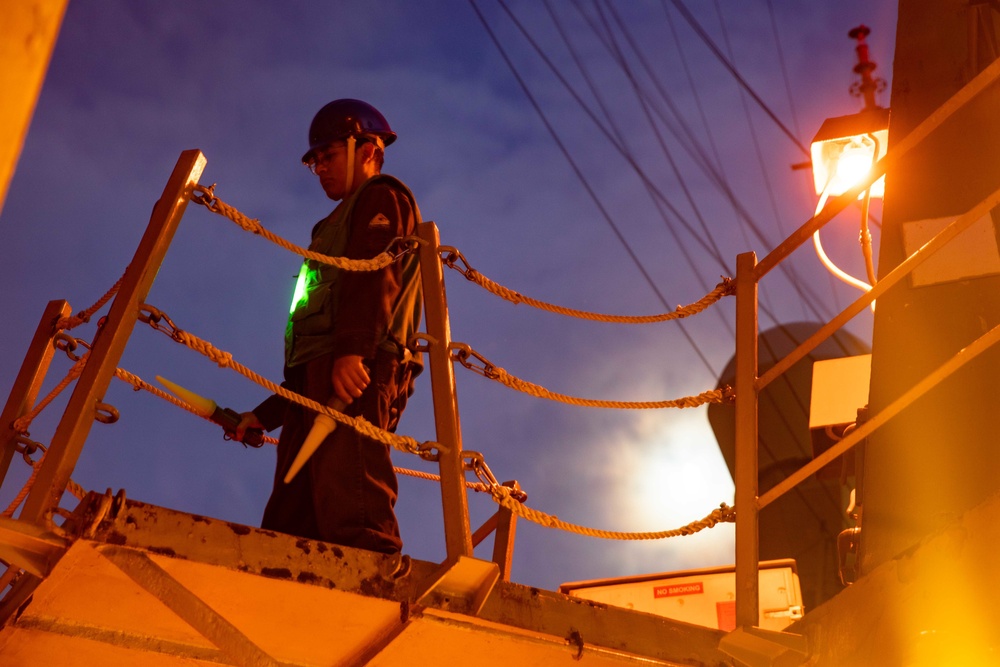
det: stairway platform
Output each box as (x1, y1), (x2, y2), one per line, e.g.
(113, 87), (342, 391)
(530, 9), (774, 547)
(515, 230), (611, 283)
(0, 492), (729, 666)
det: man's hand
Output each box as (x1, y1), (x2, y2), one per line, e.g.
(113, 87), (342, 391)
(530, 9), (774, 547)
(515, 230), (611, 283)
(235, 412), (265, 442)
(332, 354), (370, 405)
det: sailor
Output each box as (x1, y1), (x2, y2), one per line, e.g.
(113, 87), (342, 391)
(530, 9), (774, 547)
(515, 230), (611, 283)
(237, 99), (422, 554)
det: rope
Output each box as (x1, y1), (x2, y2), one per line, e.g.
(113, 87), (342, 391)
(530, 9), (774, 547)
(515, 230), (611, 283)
(115, 366), (494, 487)
(12, 354), (89, 434)
(394, 466), (490, 493)
(191, 186), (399, 272)
(112, 367), (280, 445)
(492, 366), (728, 409)
(167, 327), (435, 459)
(491, 486), (735, 540)
(2, 453), (87, 518)
(454, 345), (731, 409)
(54, 274), (125, 331)
(444, 248), (734, 323)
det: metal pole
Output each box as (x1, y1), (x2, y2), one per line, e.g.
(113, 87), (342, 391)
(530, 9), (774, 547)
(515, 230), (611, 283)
(416, 221), (473, 560)
(20, 150), (206, 525)
(733, 251), (760, 628)
(0, 300), (71, 488)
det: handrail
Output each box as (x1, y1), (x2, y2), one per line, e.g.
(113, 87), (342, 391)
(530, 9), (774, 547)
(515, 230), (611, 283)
(733, 54), (1000, 628)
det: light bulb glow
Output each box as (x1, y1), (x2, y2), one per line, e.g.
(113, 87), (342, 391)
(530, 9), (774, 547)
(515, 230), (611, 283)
(810, 108), (889, 199)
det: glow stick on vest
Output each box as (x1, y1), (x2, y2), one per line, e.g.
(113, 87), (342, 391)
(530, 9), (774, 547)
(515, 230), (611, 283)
(290, 264), (309, 314)
(283, 397), (347, 483)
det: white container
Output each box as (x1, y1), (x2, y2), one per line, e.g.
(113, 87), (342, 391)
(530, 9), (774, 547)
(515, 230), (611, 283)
(559, 559), (803, 632)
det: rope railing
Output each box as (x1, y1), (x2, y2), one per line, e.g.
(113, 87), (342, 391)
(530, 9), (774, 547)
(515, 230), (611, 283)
(190, 184), (421, 271)
(451, 342), (732, 409)
(182, 192), (740, 540)
(136, 304), (440, 462)
(492, 486), (735, 540)
(114, 364), (495, 491)
(441, 246), (734, 323)
(191, 185), (733, 326)
(54, 274), (125, 331)
(7, 184), (741, 550)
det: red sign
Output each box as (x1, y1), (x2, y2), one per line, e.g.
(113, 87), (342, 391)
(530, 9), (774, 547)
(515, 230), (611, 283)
(653, 582), (704, 598)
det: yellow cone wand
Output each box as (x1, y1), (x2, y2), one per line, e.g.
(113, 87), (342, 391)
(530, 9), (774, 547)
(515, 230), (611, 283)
(156, 376), (264, 447)
(283, 397), (347, 484)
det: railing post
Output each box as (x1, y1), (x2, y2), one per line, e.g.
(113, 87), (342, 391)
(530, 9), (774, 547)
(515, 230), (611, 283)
(0, 300), (72, 490)
(734, 251), (760, 628)
(416, 221), (474, 560)
(19, 150), (206, 525)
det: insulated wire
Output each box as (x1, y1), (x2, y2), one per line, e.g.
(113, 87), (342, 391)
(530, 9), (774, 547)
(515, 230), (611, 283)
(765, 0), (803, 141)
(572, 0), (844, 334)
(543, 1), (839, 472)
(594, 0), (818, 461)
(480, 1), (858, 521)
(597, 0), (729, 270)
(709, 0), (832, 454)
(542, 2), (821, 514)
(468, 0), (719, 377)
(547, 0), (734, 336)
(494, 0), (729, 267)
(667, 0), (810, 157)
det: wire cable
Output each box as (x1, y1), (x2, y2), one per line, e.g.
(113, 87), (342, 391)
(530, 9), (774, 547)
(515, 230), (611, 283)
(469, 0), (719, 377)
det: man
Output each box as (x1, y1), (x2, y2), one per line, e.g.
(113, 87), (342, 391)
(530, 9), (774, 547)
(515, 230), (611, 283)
(237, 99), (422, 554)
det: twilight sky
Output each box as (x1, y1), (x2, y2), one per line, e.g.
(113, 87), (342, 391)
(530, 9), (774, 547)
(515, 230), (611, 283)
(1, 0), (896, 591)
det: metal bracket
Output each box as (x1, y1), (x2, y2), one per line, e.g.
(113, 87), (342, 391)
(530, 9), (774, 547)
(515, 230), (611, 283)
(0, 516), (70, 578)
(719, 626), (809, 667)
(413, 555), (499, 616)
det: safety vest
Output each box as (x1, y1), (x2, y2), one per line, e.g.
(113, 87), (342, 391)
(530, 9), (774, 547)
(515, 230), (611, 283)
(284, 175), (423, 370)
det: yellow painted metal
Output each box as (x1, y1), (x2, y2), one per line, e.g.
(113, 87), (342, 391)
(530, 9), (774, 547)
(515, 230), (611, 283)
(491, 496), (518, 582)
(414, 555), (500, 616)
(99, 546), (281, 667)
(415, 221), (473, 560)
(0, 300), (71, 486)
(762, 314), (1000, 512)
(719, 626), (808, 667)
(0, 516), (68, 578)
(0, 495), (731, 665)
(756, 182), (1000, 511)
(733, 251), (760, 629)
(19, 150), (207, 526)
(0, 0), (69, 216)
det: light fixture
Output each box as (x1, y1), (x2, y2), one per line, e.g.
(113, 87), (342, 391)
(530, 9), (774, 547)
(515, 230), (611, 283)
(809, 25), (889, 302)
(810, 107), (890, 199)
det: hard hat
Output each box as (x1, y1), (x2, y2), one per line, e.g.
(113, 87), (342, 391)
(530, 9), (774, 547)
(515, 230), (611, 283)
(302, 99), (397, 163)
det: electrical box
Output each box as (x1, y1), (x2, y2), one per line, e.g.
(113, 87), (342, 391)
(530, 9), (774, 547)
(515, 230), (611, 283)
(809, 354), (871, 478)
(559, 559), (803, 632)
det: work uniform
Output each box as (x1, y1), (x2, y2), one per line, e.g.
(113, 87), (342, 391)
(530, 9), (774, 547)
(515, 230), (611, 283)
(253, 174), (422, 553)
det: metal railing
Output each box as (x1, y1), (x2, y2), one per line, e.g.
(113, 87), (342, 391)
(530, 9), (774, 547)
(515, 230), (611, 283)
(732, 55), (1000, 627)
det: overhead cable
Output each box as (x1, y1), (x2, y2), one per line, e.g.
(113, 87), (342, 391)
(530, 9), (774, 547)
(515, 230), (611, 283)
(469, 0), (719, 377)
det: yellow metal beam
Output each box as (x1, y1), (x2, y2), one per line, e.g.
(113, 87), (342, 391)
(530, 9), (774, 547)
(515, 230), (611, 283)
(0, 299), (71, 486)
(0, 0), (68, 216)
(98, 545), (282, 667)
(19, 150), (206, 525)
(0, 516), (68, 578)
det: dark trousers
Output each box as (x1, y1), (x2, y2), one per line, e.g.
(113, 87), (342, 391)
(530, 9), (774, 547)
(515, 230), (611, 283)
(262, 349), (408, 553)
